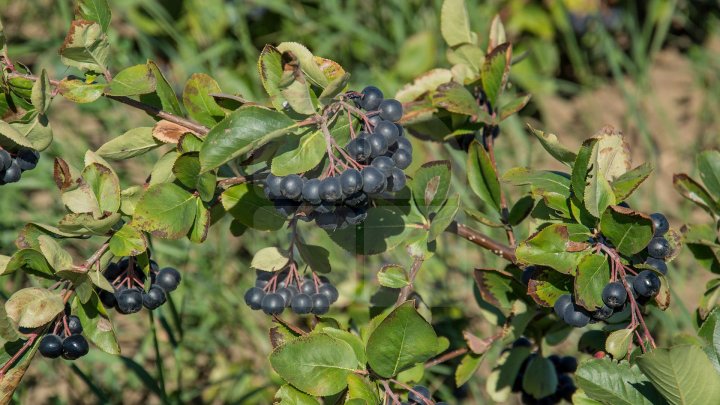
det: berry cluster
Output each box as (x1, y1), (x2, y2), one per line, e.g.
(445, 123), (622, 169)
(263, 86), (412, 230)
(512, 338), (577, 405)
(0, 147), (40, 185)
(400, 384), (447, 405)
(39, 314), (89, 360)
(554, 212), (671, 328)
(97, 256), (181, 314)
(244, 269), (338, 316)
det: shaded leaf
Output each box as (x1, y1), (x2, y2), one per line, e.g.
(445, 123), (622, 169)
(5, 288), (64, 328)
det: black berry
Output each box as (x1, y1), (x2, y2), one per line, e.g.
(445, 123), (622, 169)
(67, 315), (83, 335)
(261, 293), (285, 315)
(16, 148), (39, 171)
(361, 166), (386, 194)
(563, 303), (591, 327)
(650, 213), (669, 236)
(0, 149), (11, 170)
(392, 148), (412, 170)
(276, 287), (296, 307)
(647, 237), (670, 259)
(593, 305), (614, 320)
(156, 267), (181, 292)
(379, 99), (403, 122)
(280, 174), (304, 200)
(265, 173), (283, 199)
(116, 288), (143, 314)
(553, 294), (572, 318)
(302, 178), (322, 204)
(311, 293), (330, 315)
(367, 133), (388, 158)
(340, 169), (363, 195)
(346, 138), (372, 162)
(319, 283), (339, 303)
(39, 334), (63, 358)
(645, 257), (668, 275)
(387, 167), (406, 192)
(319, 176), (343, 202)
(633, 270), (661, 297)
(360, 86), (383, 110)
(143, 285), (167, 310)
(291, 293), (313, 314)
(374, 120), (399, 146)
(601, 282), (627, 308)
(244, 287), (265, 310)
(408, 385), (430, 403)
(62, 335), (89, 360)
(2, 160), (21, 183)
(371, 156), (395, 177)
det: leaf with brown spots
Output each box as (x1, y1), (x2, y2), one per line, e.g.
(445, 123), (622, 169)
(153, 120), (199, 144)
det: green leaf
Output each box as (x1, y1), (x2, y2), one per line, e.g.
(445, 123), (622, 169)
(143, 61), (183, 116)
(698, 309), (720, 373)
(271, 129), (326, 176)
(57, 77), (105, 103)
(132, 183), (198, 239)
(38, 235), (73, 271)
(105, 63), (156, 97)
(5, 288), (64, 328)
(82, 162), (121, 214)
(251, 247), (289, 272)
(329, 205), (419, 255)
(576, 358), (666, 405)
(318, 72), (350, 105)
(473, 268), (524, 310)
(149, 151), (179, 185)
(269, 333), (358, 396)
(698, 150), (720, 201)
(188, 198), (210, 243)
(199, 106), (297, 172)
(600, 205), (654, 255)
(605, 328), (632, 359)
(296, 242), (331, 274)
(76, 0), (111, 32)
(528, 125), (577, 167)
(611, 163), (653, 202)
(428, 194), (460, 241)
(2, 249), (54, 278)
(0, 336), (40, 403)
(182, 73), (225, 127)
(637, 345), (720, 405)
(499, 94), (531, 121)
(528, 270), (573, 307)
(274, 385), (320, 405)
(0, 301), (20, 341)
(258, 45), (287, 111)
(522, 356), (558, 400)
(74, 292), (120, 354)
(11, 114), (53, 151)
(59, 20), (109, 73)
(440, 0), (473, 47)
(221, 183), (286, 231)
(516, 224), (591, 274)
(411, 160), (452, 216)
(109, 223), (147, 257)
(31, 69), (51, 114)
(455, 352), (484, 387)
(277, 42), (339, 88)
(278, 57), (317, 115)
(584, 144), (616, 218)
(172, 152), (216, 201)
(482, 43), (511, 107)
(574, 254), (610, 311)
(58, 212), (121, 235)
(571, 138), (597, 207)
(346, 374), (380, 404)
(486, 346), (531, 402)
(377, 264), (410, 288)
(467, 142), (502, 213)
(96, 127), (162, 160)
(431, 82), (487, 120)
(502, 167), (571, 216)
(0, 120), (34, 149)
(673, 174), (718, 215)
(366, 301), (438, 378)
(321, 327), (367, 368)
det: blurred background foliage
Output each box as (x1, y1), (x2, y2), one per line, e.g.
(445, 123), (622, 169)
(1, 0), (719, 403)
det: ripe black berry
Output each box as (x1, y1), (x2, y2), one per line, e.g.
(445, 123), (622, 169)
(116, 288), (143, 314)
(99, 289), (117, 308)
(633, 270), (661, 297)
(345, 208), (368, 225)
(265, 173), (283, 199)
(16, 148), (40, 171)
(374, 120), (399, 146)
(647, 237), (670, 259)
(371, 156), (395, 177)
(244, 287), (265, 310)
(2, 160), (21, 183)
(593, 305), (614, 320)
(408, 385), (430, 403)
(311, 294), (330, 315)
(319, 177), (343, 202)
(553, 294), (572, 318)
(360, 86), (384, 110)
(156, 267), (181, 292)
(645, 257), (668, 275)
(340, 169), (363, 195)
(387, 168), (406, 192)
(396, 136), (412, 152)
(39, 334), (63, 358)
(261, 293), (285, 315)
(368, 114), (382, 127)
(0, 149), (11, 170)
(143, 285), (167, 310)
(361, 166), (386, 194)
(392, 148), (412, 170)
(276, 287), (296, 307)
(563, 303), (590, 327)
(346, 138), (372, 162)
(319, 283), (339, 303)
(302, 178), (322, 204)
(367, 133), (388, 158)
(650, 213), (669, 236)
(67, 315), (83, 335)
(601, 282), (627, 308)
(557, 356), (578, 373)
(280, 174), (303, 200)
(512, 337), (532, 348)
(379, 99), (403, 122)
(62, 335), (89, 360)
(345, 191), (369, 208)
(291, 293), (313, 314)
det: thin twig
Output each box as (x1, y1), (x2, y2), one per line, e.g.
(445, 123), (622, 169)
(396, 257), (425, 305)
(424, 347), (469, 368)
(446, 221), (516, 263)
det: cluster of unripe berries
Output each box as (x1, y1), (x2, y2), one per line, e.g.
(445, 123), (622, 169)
(38, 314), (89, 360)
(512, 338), (577, 405)
(244, 269), (338, 316)
(0, 147), (40, 185)
(554, 212), (671, 328)
(97, 257), (181, 314)
(263, 86), (412, 230)
(400, 384), (447, 405)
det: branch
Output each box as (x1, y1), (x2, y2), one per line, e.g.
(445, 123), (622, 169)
(483, 125), (516, 247)
(445, 221), (516, 263)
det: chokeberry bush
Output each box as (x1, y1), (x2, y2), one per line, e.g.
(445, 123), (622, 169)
(0, 0), (719, 404)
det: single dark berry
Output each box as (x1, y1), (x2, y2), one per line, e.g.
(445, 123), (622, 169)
(374, 120), (399, 146)
(311, 294), (330, 315)
(633, 270), (661, 297)
(367, 133), (388, 158)
(300, 279), (318, 295)
(319, 283), (339, 303)
(1, 160), (21, 183)
(340, 169), (363, 195)
(647, 237), (670, 259)
(563, 303), (591, 327)
(344, 191), (369, 208)
(346, 137), (372, 163)
(62, 334), (89, 360)
(276, 287), (296, 307)
(602, 282), (627, 308)
(0, 149), (11, 170)
(408, 385), (431, 403)
(99, 289), (117, 308)
(521, 266), (536, 285)
(593, 305), (614, 320)
(291, 293), (313, 314)
(379, 99), (403, 122)
(367, 114), (382, 127)
(16, 148), (39, 171)
(319, 177), (343, 202)
(143, 285), (167, 310)
(557, 374), (577, 401)
(386, 167), (406, 192)
(116, 288), (143, 314)
(650, 212), (669, 236)
(553, 294), (572, 318)
(360, 86), (384, 110)
(396, 136), (412, 152)
(558, 356), (578, 373)
(244, 287), (265, 310)
(156, 267), (181, 292)
(361, 166), (387, 194)
(392, 148), (412, 170)
(67, 315), (83, 335)
(264, 173), (284, 199)
(315, 211), (339, 230)
(280, 174), (304, 200)
(512, 337), (532, 348)
(301, 178), (321, 204)
(371, 156), (395, 177)
(39, 334), (63, 358)
(261, 293), (285, 315)
(645, 257), (668, 275)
